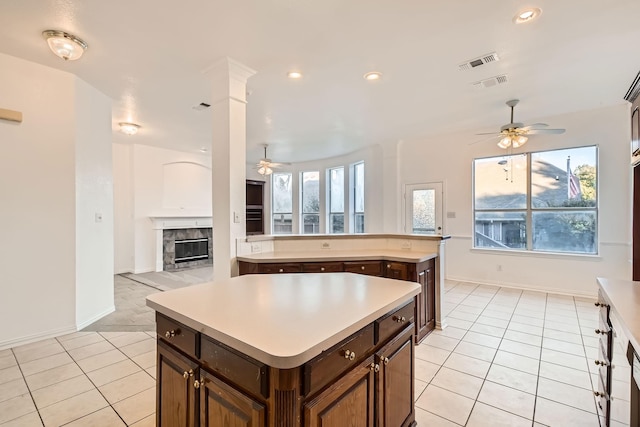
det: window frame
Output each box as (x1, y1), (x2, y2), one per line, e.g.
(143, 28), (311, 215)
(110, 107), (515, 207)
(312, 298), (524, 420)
(271, 172), (293, 235)
(472, 145), (598, 255)
(352, 162), (365, 234)
(328, 166), (345, 234)
(300, 170), (320, 234)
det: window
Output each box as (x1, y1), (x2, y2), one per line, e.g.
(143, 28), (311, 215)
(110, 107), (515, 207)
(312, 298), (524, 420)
(353, 162), (365, 233)
(328, 167), (345, 233)
(272, 173), (292, 234)
(473, 146), (597, 254)
(301, 171), (320, 234)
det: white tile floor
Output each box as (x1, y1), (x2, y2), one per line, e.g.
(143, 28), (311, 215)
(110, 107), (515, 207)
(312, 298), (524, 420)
(0, 280), (633, 426)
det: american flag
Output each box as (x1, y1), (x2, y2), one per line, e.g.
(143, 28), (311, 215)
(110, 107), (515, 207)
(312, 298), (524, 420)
(569, 172), (581, 199)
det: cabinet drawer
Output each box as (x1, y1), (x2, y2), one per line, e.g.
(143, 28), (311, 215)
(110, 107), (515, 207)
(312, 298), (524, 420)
(302, 262), (344, 273)
(384, 261), (409, 281)
(375, 300), (415, 345)
(344, 261), (382, 276)
(258, 263), (302, 274)
(200, 336), (269, 399)
(157, 313), (199, 358)
(303, 324), (375, 396)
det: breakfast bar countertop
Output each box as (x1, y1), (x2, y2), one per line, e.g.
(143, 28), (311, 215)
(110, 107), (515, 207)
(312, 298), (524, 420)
(146, 272), (421, 369)
(237, 249), (438, 264)
(597, 277), (640, 352)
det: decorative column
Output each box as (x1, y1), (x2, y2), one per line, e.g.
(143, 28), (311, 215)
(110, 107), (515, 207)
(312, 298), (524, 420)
(205, 58), (256, 280)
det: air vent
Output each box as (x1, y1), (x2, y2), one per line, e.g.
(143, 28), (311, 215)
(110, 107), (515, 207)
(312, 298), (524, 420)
(472, 74), (508, 89)
(459, 52), (500, 71)
(192, 102), (211, 111)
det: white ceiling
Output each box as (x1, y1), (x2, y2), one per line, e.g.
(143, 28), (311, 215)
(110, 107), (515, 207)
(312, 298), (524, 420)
(0, 1), (639, 163)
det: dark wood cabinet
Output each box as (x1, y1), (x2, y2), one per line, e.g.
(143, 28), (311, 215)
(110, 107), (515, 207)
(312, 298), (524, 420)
(246, 180), (265, 236)
(304, 356), (376, 427)
(157, 341), (199, 427)
(376, 325), (415, 427)
(199, 371), (266, 427)
(238, 257), (437, 343)
(155, 299), (416, 427)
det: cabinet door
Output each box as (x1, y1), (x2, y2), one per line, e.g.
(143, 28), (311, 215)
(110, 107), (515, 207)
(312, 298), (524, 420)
(415, 260), (435, 343)
(157, 341), (199, 427)
(376, 325), (415, 427)
(304, 356), (375, 427)
(199, 370), (266, 427)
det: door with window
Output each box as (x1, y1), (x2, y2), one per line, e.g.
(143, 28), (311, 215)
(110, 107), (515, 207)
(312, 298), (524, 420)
(404, 183), (443, 235)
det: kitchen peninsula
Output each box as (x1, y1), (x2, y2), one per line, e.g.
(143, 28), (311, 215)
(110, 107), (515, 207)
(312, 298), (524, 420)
(147, 273), (421, 426)
(237, 233), (449, 342)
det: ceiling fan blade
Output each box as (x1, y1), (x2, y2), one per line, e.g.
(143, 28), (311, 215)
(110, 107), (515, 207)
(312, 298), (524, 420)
(269, 162), (292, 167)
(475, 132), (501, 136)
(527, 128), (566, 134)
(468, 135), (498, 146)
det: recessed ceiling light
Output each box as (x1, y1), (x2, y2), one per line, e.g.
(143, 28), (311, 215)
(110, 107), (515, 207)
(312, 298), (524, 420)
(119, 122), (140, 135)
(513, 7), (542, 24)
(42, 30), (88, 61)
(363, 71), (382, 81)
(287, 71), (302, 79)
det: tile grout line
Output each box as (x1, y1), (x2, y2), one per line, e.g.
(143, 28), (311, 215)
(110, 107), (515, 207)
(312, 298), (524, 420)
(7, 347), (45, 426)
(530, 290), (549, 427)
(572, 295), (601, 419)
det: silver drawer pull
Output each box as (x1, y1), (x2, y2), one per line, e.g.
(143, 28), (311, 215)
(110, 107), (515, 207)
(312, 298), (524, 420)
(393, 316), (406, 323)
(361, 266), (365, 270)
(165, 330), (176, 338)
(320, 267), (325, 271)
(343, 350), (356, 361)
(279, 268), (284, 273)
(594, 360), (609, 366)
(369, 363), (380, 373)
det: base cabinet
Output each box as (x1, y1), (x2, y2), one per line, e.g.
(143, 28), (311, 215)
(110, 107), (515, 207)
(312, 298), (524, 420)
(157, 341), (199, 427)
(155, 302), (416, 427)
(199, 371), (266, 427)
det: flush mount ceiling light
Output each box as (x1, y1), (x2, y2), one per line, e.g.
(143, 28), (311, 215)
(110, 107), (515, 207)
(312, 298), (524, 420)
(42, 30), (88, 61)
(363, 71), (382, 81)
(119, 122), (140, 135)
(513, 7), (542, 24)
(287, 71), (302, 79)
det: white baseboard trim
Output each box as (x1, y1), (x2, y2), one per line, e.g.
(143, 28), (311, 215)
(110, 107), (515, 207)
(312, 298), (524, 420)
(0, 325), (77, 351)
(446, 276), (598, 299)
(76, 305), (116, 331)
(133, 266), (154, 274)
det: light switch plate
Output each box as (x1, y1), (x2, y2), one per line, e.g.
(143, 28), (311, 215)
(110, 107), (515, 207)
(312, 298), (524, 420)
(233, 212), (241, 223)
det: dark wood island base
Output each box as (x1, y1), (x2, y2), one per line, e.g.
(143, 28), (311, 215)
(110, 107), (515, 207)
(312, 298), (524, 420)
(155, 300), (417, 427)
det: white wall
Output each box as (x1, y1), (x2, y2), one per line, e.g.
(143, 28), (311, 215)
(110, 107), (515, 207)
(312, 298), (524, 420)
(112, 144), (211, 273)
(396, 104), (631, 296)
(75, 78), (114, 328)
(0, 53), (114, 348)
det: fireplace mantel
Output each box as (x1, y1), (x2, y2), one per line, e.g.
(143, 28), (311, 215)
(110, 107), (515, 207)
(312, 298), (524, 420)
(149, 216), (213, 271)
(149, 216), (212, 230)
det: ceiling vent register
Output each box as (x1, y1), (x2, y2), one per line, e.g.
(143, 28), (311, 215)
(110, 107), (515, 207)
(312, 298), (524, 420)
(459, 52), (500, 71)
(472, 75), (508, 89)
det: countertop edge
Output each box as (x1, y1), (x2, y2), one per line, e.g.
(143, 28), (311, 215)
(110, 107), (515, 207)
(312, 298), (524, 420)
(596, 277), (640, 353)
(237, 251), (438, 264)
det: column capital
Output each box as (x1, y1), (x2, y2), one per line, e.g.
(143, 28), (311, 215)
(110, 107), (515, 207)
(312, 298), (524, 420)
(204, 57), (257, 104)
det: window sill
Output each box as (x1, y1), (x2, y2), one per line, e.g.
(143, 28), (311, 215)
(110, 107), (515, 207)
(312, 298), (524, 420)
(470, 247), (602, 261)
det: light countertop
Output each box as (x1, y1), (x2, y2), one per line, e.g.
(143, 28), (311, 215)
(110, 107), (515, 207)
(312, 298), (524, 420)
(597, 277), (640, 352)
(237, 249), (437, 264)
(146, 273), (421, 368)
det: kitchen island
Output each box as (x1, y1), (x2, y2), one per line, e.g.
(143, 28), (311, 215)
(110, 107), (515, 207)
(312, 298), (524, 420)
(147, 273), (421, 426)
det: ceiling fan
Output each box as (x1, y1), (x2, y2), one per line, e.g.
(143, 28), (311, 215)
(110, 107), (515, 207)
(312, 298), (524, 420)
(476, 99), (566, 149)
(255, 144), (290, 175)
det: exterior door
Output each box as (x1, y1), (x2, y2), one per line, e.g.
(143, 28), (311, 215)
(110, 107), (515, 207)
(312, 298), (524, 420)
(405, 182), (443, 235)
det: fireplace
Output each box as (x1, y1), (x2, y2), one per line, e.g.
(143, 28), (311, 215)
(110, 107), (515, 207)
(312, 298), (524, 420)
(163, 227), (212, 271)
(175, 238), (209, 263)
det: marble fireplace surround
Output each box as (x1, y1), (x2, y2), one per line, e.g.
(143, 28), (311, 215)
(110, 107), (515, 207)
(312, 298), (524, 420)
(150, 216), (212, 272)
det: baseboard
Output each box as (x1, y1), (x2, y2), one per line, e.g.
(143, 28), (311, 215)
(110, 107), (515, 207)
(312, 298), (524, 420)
(76, 305), (116, 331)
(133, 266), (155, 274)
(0, 325), (77, 351)
(446, 276), (598, 299)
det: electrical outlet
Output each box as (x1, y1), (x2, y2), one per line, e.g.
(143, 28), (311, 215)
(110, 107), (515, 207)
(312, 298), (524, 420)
(321, 241), (331, 250)
(95, 213), (103, 223)
(233, 211), (241, 223)
(251, 243), (261, 253)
